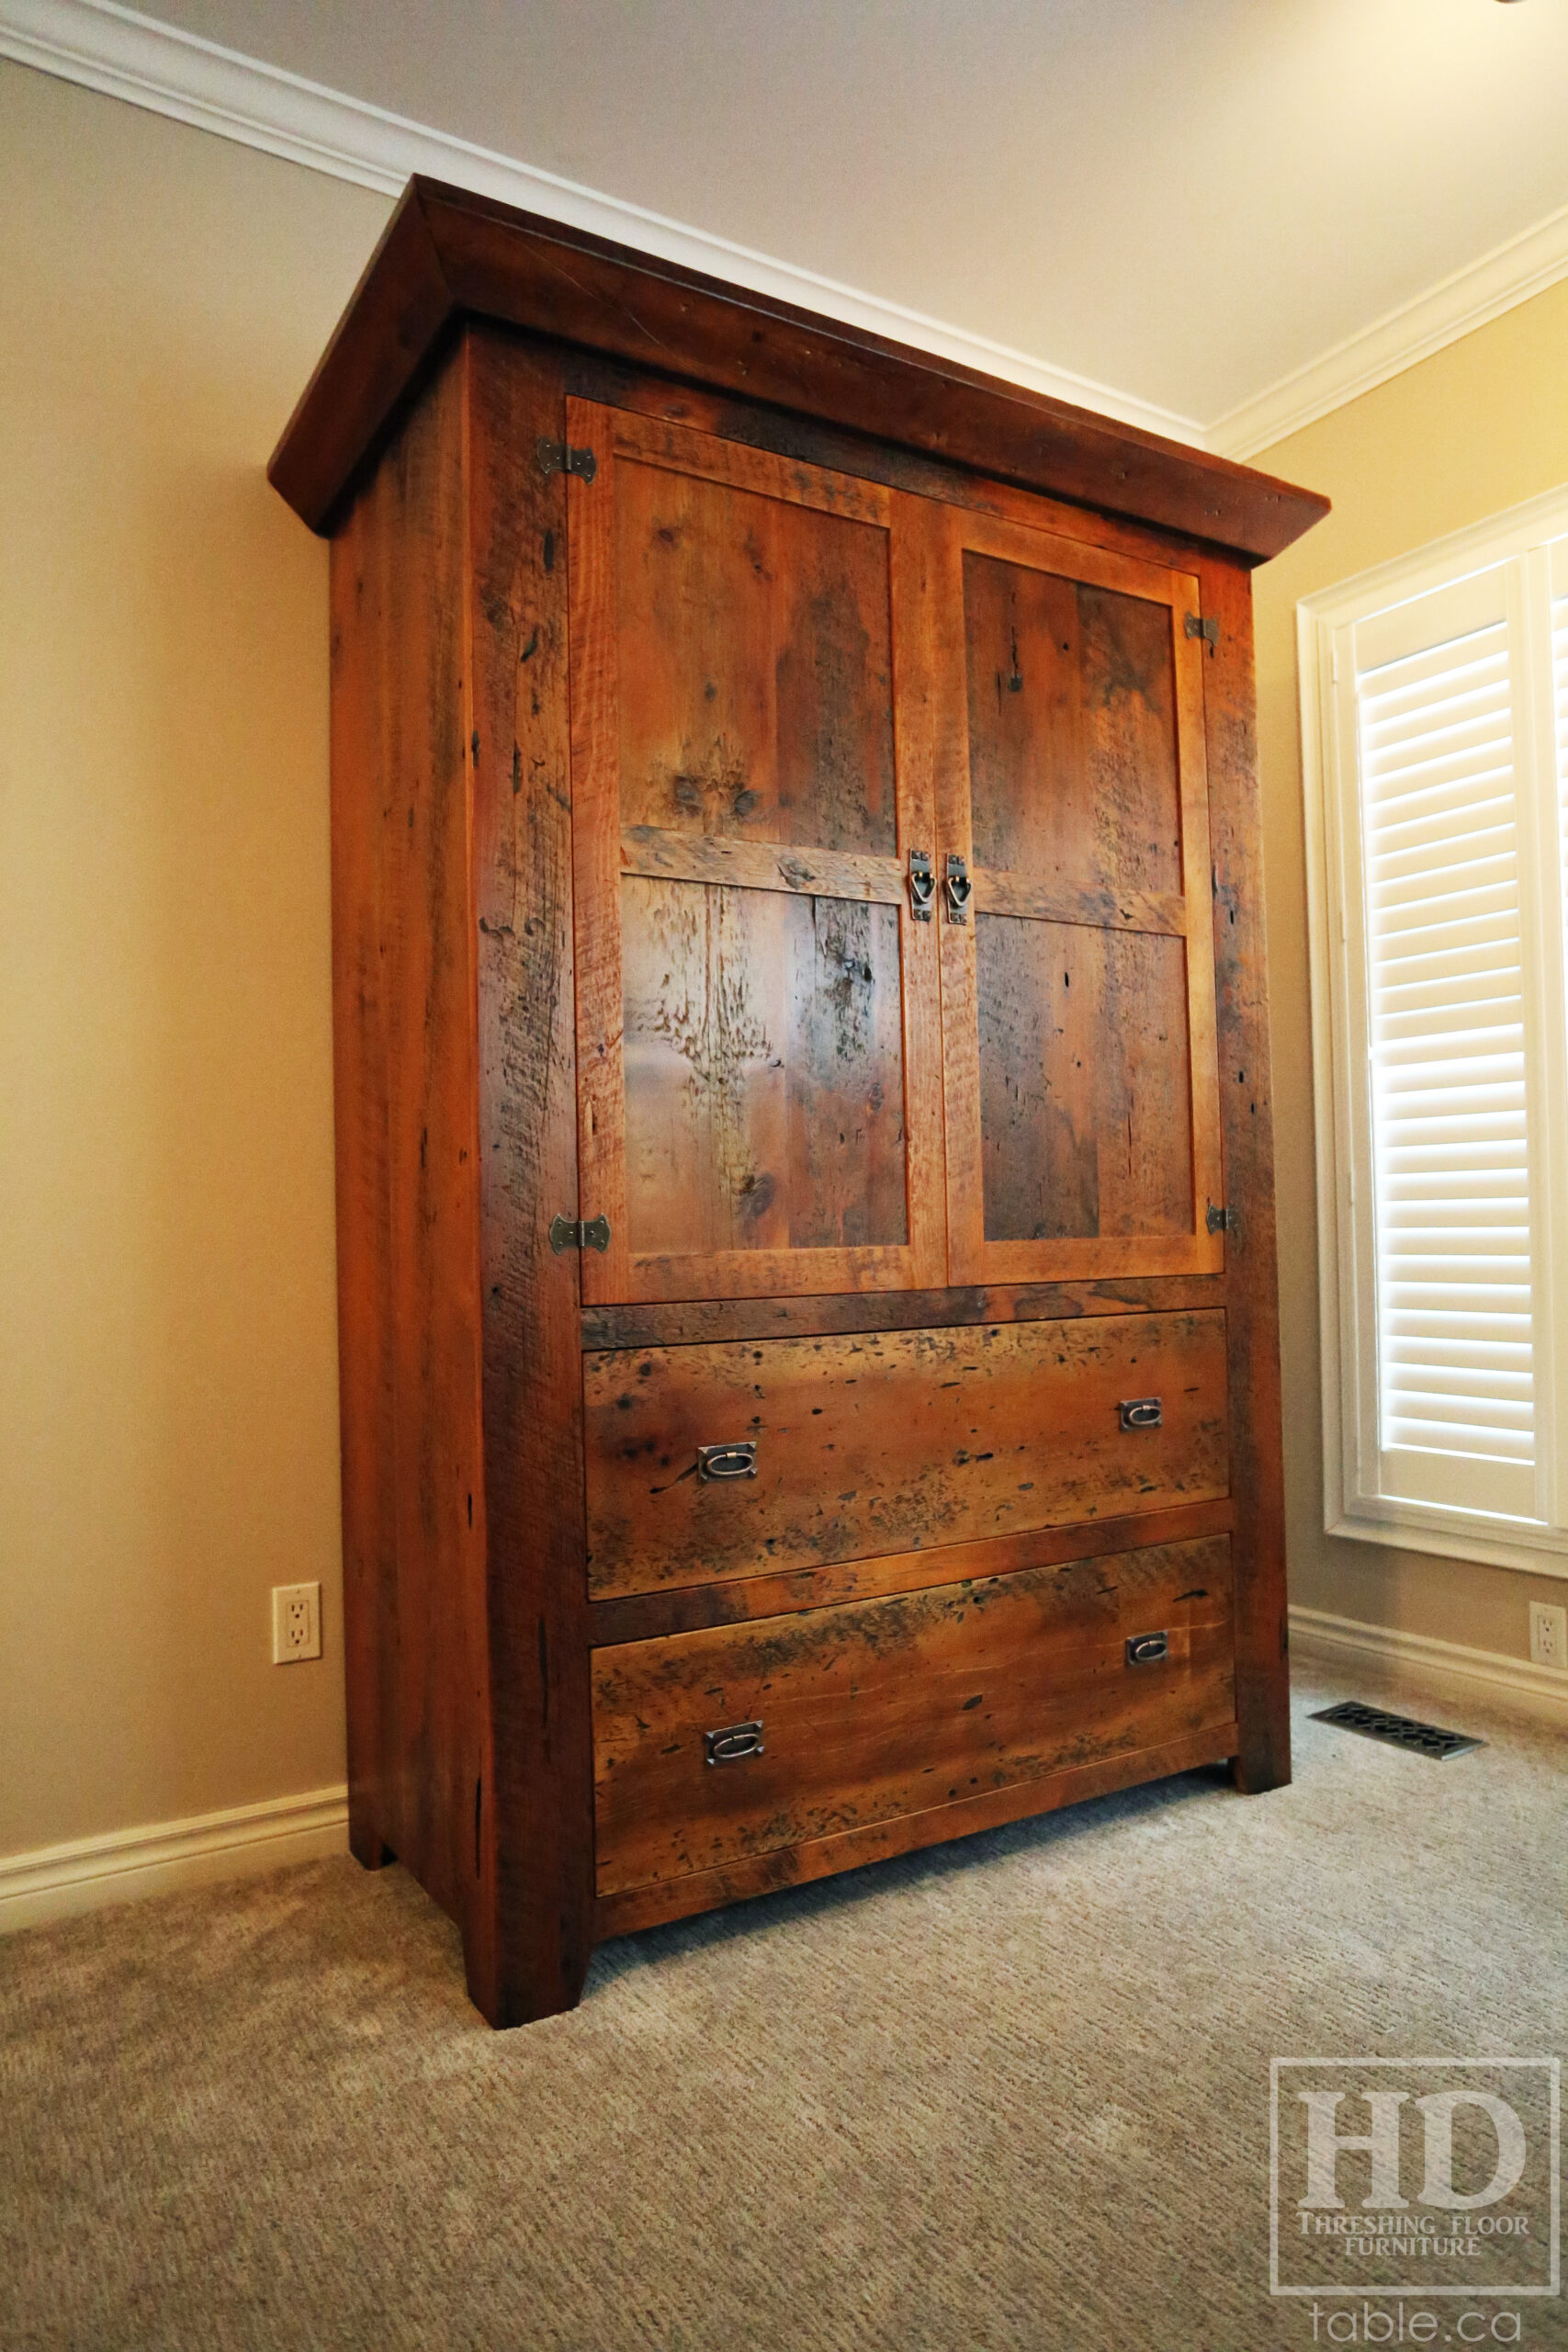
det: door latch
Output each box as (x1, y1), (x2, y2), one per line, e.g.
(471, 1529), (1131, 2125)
(944, 853), (973, 923)
(908, 848), (935, 922)
(549, 1213), (611, 1253)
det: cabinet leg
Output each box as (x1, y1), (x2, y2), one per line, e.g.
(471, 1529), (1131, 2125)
(348, 1801), (395, 1871)
(1230, 1748), (1289, 1796)
(1230, 1685), (1292, 1794)
(464, 1918), (592, 2029)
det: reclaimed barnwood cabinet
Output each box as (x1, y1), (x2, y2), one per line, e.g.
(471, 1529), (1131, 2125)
(270, 177), (1328, 2026)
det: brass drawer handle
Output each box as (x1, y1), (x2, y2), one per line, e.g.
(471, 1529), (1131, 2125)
(1126, 1632), (1169, 1667)
(1119, 1396), (1162, 1430)
(908, 848), (935, 922)
(944, 853), (972, 923)
(705, 1719), (764, 1765)
(697, 1441), (758, 1483)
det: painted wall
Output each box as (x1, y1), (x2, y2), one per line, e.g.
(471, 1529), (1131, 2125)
(0, 61), (390, 1857)
(1252, 280), (1568, 1662)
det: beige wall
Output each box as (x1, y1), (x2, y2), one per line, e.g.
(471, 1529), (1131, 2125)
(3, 55), (1559, 1871)
(1252, 280), (1568, 1662)
(0, 62), (390, 1855)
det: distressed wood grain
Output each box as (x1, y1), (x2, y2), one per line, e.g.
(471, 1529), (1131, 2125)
(466, 328), (596, 2022)
(328, 344), (490, 1947)
(1191, 552), (1292, 1794)
(590, 1493), (1235, 1643)
(592, 1534), (1235, 1894)
(594, 1715), (1240, 1937)
(270, 179), (1329, 560)
(579, 1272), (1225, 1351)
(620, 826), (904, 904)
(570, 399), (943, 1303)
(584, 1310), (1230, 1597)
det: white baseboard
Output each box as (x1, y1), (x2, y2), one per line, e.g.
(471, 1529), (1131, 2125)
(1291, 1606), (1568, 1729)
(0, 1783), (349, 1935)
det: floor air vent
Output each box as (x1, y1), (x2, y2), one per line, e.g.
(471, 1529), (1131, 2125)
(1310, 1700), (1484, 1760)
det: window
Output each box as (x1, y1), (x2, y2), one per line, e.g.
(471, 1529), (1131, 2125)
(1301, 488), (1568, 1574)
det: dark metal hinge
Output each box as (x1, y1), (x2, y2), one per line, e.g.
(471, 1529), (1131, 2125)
(1186, 613), (1220, 653)
(536, 436), (597, 483)
(550, 1212), (611, 1254)
(1206, 1202), (1229, 1234)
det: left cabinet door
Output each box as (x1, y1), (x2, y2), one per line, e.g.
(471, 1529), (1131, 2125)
(566, 401), (946, 1305)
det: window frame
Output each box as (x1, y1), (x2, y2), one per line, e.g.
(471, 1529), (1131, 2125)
(1299, 483), (1568, 1581)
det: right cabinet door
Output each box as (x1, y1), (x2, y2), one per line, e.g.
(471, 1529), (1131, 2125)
(925, 501), (1224, 1283)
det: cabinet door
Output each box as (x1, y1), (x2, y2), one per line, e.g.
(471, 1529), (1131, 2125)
(567, 401), (945, 1304)
(925, 502), (1224, 1282)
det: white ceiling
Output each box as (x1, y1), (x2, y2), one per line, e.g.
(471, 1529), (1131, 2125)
(31, 0), (1568, 448)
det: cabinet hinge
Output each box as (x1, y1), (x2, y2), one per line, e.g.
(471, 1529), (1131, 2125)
(550, 1212), (611, 1254)
(1185, 613), (1220, 654)
(536, 436), (597, 483)
(1206, 1202), (1230, 1234)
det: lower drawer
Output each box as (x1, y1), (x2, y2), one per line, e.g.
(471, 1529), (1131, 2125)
(591, 1533), (1234, 1897)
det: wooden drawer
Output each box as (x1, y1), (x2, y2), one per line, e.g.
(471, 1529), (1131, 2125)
(592, 1534), (1235, 1896)
(584, 1309), (1228, 1599)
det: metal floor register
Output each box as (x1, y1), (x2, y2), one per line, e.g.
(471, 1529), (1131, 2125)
(1310, 1700), (1484, 1760)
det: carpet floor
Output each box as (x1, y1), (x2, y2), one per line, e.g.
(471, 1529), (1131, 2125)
(1, 1663), (1562, 2352)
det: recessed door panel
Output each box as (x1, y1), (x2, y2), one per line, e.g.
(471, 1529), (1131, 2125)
(568, 402), (944, 1302)
(976, 917), (1194, 1243)
(620, 878), (908, 1256)
(613, 457), (898, 854)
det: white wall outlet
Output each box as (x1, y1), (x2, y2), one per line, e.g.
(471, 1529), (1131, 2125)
(272, 1581), (322, 1664)
(1528, 1600), (1568, 1671)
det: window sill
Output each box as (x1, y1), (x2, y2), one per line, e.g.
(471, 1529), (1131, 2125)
(1326, 1507), (1568, 1581)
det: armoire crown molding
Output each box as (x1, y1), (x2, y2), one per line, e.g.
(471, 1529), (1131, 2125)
(0, 0), (1199, 447)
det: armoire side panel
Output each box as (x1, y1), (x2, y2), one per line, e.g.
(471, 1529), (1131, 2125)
(1193, 554), (1291, 1792)
(328, 459), (397, 1875)
(465, 328), (596, 2024)
(328, 345), (491, 1934)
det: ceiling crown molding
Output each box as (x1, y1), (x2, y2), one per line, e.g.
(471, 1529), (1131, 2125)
(1209, 198), (1568, 460)
(0, 0), (1202, 447)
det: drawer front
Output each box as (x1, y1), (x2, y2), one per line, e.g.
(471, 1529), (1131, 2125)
(592, 1534), (1234, 1895)
(584, 1309), (1228, 1599)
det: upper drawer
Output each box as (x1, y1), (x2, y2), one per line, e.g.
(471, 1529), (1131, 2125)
(583, 1309), (1228, 1600)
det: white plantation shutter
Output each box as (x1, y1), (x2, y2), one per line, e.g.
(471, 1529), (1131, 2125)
(1352, 586), (1536, 1518)
(1306, 503), (1568, 1566)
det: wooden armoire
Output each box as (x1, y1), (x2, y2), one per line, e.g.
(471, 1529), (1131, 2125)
(271, 178), (1327, 2027)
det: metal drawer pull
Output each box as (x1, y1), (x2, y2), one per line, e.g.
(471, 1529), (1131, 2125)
(705, 1720), (764, 1766)
(1126, 1631), (1169, 1667)
(1119, 1396), (1163, 1430)
(944, 853), (972, 923)
(697, 1440), (758, 1483)
(908, 848), (935, 922)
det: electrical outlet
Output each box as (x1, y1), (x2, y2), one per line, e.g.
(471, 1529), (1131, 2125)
(272, 1581), (322, 1664)
(1528, 1600), (1567, 1671)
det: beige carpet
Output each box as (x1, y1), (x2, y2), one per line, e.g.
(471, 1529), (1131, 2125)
(2, 1664), (1562, 2352)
